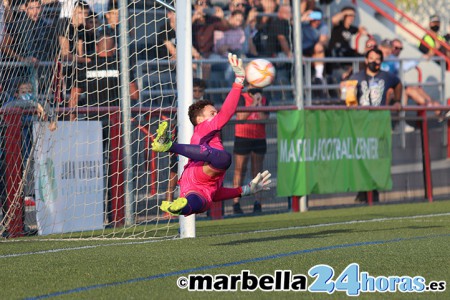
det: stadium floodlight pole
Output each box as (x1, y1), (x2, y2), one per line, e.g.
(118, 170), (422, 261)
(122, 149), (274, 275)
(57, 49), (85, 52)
(292, 0), (308, 212)
(118, 0), (135, 225)
(176, 0), (196, 238)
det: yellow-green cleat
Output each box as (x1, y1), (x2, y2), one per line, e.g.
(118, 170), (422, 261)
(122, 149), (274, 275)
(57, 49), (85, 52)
(160, 198), (188, 216)
(151, 121), (172, 152)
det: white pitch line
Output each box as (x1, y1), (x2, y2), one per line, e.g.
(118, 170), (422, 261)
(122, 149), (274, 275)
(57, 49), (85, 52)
(1, 212), (449, 259)
(219, 212), (450, 237)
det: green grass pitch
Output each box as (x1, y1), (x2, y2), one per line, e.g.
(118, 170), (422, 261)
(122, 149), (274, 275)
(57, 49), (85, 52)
(1, 200), (449, 299)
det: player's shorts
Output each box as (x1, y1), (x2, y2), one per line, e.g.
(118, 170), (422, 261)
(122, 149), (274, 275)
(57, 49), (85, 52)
(179, 161), (226, 213)
(233, 137), (267, 155)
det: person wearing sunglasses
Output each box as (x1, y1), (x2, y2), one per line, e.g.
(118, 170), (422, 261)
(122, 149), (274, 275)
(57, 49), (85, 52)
(389, 38), (445, 121)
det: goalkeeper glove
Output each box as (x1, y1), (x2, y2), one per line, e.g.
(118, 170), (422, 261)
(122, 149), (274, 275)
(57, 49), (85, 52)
(241, 170), (272, 197)
(228, 53), (245, 85)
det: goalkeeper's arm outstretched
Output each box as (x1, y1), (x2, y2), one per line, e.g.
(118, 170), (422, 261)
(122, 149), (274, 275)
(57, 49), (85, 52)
(151, 54), (271, 216)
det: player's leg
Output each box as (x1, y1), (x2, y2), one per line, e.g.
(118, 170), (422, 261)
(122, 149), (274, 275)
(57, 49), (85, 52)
(151, 121), (172, 152)
(232, 137), (252, 214)
(170, 143), (232, 170)
(161, 192), (208, 216)
(232, 153), (248, 214)
(250, 139), (267, 213)
(151, 122), (232, 170)
(166, 154), (178, 202)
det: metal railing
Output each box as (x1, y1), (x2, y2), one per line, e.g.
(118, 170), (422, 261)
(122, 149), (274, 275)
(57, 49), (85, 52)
(135, 55), (447, 106)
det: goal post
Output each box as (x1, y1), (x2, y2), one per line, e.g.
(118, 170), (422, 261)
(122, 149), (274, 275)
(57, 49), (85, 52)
(0, 0), (188, 239)
(175, 0), (195, 238)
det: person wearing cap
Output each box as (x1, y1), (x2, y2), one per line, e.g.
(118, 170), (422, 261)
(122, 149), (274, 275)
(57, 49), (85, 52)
(418, 14), (447, 58)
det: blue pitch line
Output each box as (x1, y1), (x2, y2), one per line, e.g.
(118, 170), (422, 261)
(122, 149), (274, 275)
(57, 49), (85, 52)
(25, 233), (450, 300)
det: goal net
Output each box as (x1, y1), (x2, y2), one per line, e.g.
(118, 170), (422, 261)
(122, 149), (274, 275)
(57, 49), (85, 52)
(0, 0), (179, 239)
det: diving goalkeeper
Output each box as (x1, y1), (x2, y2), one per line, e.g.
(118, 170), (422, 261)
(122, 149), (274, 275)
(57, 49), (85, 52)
(151, 53), (272, 216)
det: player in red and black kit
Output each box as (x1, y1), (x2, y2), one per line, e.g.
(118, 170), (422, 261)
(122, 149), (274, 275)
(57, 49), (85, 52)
(151, 54), (271, 216)
(232, 85), (269, 214)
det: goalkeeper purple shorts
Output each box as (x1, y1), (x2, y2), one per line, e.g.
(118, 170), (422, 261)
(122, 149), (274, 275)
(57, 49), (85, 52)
(178, 160), (226, 213)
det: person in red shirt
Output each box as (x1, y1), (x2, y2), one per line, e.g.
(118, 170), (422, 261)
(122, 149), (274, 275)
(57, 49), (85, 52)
(151, 54), (271, 216)
(232, 85), (269, 214)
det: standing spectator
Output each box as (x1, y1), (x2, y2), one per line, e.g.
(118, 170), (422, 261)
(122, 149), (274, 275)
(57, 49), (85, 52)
(0, 0), (57, 93)
(328, 6), (367, 82)
(213, 10), (246, 84)
(301, 7), (329, 97)
(69, 33), (139, 120)
(348, 48), (402, 202)
(226, 0), (259, 57)
(69, 33), (139, 222)
(99, 0), (137, 67)
(242, 4), (259, 57)
(57, 0), (92, 63)
(251, 0), (278, 57)
(57, 1), (93, 118)
(232, 85), (269, 214)
(192, 0), (230, 78)
(266, 4), (292, 83)
(156, 10), (202, 77)
(419, 15), (448, 60)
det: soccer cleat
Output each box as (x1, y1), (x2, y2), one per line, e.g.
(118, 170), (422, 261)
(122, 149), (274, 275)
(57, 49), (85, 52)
(151, 121), (172, 152)
(160, 198), (188, 216)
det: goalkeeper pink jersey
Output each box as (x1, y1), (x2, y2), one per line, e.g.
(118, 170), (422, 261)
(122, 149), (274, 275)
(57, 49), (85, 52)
(178, 83), (243, 207)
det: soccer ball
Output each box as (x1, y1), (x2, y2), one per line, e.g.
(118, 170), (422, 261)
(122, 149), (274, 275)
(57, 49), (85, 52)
(245, 59), (276, 88)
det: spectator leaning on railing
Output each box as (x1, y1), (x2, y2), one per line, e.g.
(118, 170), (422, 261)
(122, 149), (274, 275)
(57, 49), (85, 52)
(346, 48), (402, 203)
(389, 38), (446, 121)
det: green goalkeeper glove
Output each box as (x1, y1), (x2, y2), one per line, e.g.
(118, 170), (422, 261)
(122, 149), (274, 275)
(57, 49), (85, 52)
(228, 53), (245, 85)
(241, 170), (272, 197)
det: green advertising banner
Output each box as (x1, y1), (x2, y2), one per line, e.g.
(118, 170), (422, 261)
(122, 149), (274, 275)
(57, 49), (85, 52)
(277, 110), (392, 196)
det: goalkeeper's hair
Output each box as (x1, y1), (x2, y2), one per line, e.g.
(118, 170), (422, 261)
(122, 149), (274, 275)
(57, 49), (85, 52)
(188, 99), (214, 126)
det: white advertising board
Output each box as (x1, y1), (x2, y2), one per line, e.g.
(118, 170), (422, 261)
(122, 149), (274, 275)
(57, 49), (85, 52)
(33, 121), (104, 235)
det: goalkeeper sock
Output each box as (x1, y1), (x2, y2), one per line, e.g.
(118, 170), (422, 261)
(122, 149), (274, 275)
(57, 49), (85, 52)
(170, 143), (232, 170)
(181, 193), (208, 215)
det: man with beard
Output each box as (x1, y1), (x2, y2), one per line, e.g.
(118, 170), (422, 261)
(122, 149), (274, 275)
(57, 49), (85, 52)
(349, 48), (402, 107)
(348, 48), (402, 203)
